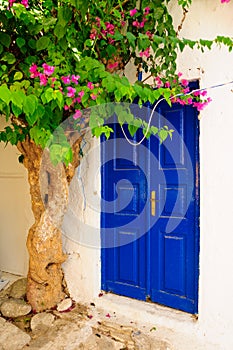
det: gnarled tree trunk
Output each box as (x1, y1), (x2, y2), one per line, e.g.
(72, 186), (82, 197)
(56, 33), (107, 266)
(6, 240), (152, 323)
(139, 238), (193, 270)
(17, 135), (82, 312)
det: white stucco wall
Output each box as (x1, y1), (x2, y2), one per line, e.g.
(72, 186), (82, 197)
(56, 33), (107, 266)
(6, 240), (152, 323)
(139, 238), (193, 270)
(62, 1), (233, 349)
(62, 133), (101, 301)
(172, 1), (233, 348)
(0, 120), (32, 275)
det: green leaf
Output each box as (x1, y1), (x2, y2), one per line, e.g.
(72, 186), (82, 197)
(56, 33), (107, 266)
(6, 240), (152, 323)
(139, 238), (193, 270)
(0, 33), (11, 48)
(0, 85), (11, 104)
(106, 44), (116, 57)
(128, 124), (139, 137)
(12, 103), (22, 117)
(36, 36), (50, 51)
(29, 126), (51, 148)
(58, 6), (72, 25)
(54, 91), (64, 109)
(158, 129), (168, 143)
(1, 53), (16, 64)
(85, 39), (93, 47)
(126, 32), (136, 48)
(23, 95), (38, 120)
(28, 39), (36, 49)
(11, 91), (26, 108)
(44, 88), (54, 103)
(14, 72), (23, 81)
(16, 37), (26, 48)
(54, 23), (66, 39)
(151, 126), (158, 135)
(113, 31), (123, 41)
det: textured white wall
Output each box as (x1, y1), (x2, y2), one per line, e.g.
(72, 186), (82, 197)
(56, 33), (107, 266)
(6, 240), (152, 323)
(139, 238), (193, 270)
(62, 134), (101, 302)
(63, 1), (233, 349)
(0, 120), (32, 275)
(171, 1), (233, 348)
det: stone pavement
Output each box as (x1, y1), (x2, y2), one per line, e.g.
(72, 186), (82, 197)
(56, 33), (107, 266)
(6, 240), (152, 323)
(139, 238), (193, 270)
(0, 273), (221, 350)
(0, 301), (172, 350)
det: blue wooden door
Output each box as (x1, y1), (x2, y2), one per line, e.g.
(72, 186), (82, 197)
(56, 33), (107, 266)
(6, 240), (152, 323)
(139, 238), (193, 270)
(101, 96), (199, 314)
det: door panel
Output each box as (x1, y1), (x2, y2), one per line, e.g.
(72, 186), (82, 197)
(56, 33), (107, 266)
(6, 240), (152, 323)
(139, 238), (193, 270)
(101, 95), (199, 313)
(101, 122), (148, 299)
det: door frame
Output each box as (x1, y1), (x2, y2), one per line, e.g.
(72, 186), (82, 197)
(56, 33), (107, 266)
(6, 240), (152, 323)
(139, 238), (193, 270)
(101, 85), (200, 314)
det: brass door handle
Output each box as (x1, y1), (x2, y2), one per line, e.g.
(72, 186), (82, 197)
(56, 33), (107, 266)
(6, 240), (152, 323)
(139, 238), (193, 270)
(150, 190), (157, 216)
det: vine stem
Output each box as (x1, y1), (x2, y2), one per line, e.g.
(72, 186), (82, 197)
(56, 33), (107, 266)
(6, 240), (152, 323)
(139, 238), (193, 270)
(176, 7), (188, 35)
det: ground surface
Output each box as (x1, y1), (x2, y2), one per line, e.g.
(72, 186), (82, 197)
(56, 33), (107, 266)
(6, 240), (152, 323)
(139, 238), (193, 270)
(0, 272), (222, 350)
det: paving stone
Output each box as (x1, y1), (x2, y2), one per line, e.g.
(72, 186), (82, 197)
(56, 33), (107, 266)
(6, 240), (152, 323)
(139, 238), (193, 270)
(0, 297), (8, 307)
(0, 316), (31, 350)
(8, 279), (27, 299)
(132, 331), (172, 349)
(57, 298), (72, 312)
(0, 299), (31, 318)
(30, 312), (55, 332)
(93, 321), (135, 348)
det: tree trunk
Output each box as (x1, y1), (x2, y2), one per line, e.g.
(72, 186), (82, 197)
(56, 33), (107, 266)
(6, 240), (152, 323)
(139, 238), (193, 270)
(17, 135), (82, 312)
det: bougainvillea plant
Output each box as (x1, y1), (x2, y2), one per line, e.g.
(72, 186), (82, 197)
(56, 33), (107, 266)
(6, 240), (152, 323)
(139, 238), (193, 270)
(0, 0), (232, 311)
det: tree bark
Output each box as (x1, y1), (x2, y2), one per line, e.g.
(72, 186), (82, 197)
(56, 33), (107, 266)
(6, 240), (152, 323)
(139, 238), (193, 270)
(17, 135), (82, 312)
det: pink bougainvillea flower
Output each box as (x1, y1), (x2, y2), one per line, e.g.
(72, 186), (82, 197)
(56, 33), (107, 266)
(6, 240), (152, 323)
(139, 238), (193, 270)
(62, 75), (71, 84)
(105, 313), (111, 318)
(9, 0), (29, 8)
(155, 76), (163, 88)
(177, 98), (187, 106)
(73, 109), (82, 119)
(182, 87), (190, 94)
(132, 20), (140, 28)
(201, 90), (208, 96)
(177, 72), (183, 78)
(87, 82), (94, 90)
(39, 73), (47, 86)
(8, 0), (15, 7)
(187, 97), (193, 105)
(144, 6), (150, 14)
(121, 21), (126, 27)
(170, 97), (177, 103)
(108, 37), (115, 45)
(21, 0), (29, 7)
(193, 102), (204, 111)
(129, 8), (137, 16)
(78, 90), (85, 98)
(139, 47), (150, 58)
(146, 31), (152, 39)
(75, 97), (81, 103)
(95, 17), (101, 27)
(107, 62), (118, 70)
(221, 0), (230, 3)
(29, 63), (39, 78)
(71, 75), (80, 84)
(90, 28), (97, 40)
(164, 81), (171, 88)
(67, 86), (76, 98)
(90, 93), (97, 100)
(140, 21), (145, 28)
(105, 22), (115, 35)
(181, 79), (189, 87)
(42, 63), (55, 76)
(64, 105), (70, 111)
